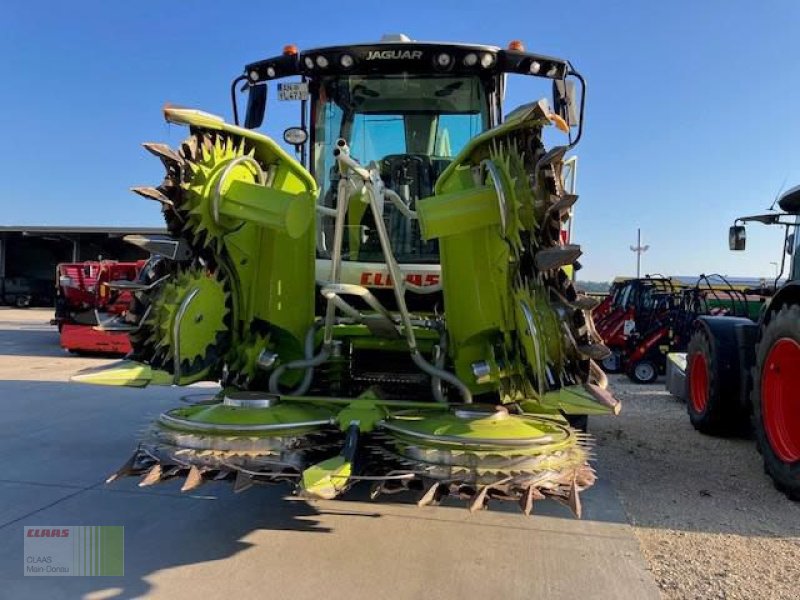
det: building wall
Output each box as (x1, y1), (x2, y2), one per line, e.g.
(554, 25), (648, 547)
(0, 231), (153, 305)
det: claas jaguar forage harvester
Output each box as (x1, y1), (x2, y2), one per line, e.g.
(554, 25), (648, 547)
(73, 35), (619, 515)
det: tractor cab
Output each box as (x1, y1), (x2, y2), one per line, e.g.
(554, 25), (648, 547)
(729, 184), (800, 284)
(236, 35), (583, 289)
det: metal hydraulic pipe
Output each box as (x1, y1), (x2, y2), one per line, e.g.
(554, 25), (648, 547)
(212, 156), (267, 224)
(322, 176), (353, 347)
(268, 325), (329, 396)
(364, 185), (472, 403)
(172, 287), (200, 384)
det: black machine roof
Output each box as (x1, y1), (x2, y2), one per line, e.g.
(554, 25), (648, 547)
(244, 37), (575, 83)
(778, 184), (800, 214)
(0, 226), (166, 236)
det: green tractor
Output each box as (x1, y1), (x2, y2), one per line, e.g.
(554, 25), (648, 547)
(75, 34), (618, 515)
(668, 188), (800, 499)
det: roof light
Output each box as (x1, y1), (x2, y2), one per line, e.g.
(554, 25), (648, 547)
(248, 70), (260, 82)
(283, 44), (298, 56)
(436, 52), (452, 68)
(463, 53), (478, 67)
(315, 55), (329, 68)
(508, 40), (525, 52)
(303, 56), (314, 69)
(480, 53), (495, 68)
(265, 66), (276, 78)
(546, 64), (559, 77)
(340, 54), (354, 68)
(529, 61), (541, 74)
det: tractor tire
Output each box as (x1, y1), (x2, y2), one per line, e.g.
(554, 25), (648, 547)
(627, 359), (658, 384)
(600, 351), (622, 373)
(686, 328), (744, 435)
(751, 304), (800, 500)
(566, 414), (589, 433)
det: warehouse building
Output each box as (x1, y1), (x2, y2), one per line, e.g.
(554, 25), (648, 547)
(0, 226), (165, 306)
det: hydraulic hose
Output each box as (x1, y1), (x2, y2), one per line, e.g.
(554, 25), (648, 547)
(268, 325), (329, 396)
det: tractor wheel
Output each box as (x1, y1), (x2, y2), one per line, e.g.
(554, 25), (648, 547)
(627, 359), (658, 384)
(600, 351), (622, 373)
(751, 304), (800, 500)
(566, 414), (589, 433)
(686, 328), (743, 435)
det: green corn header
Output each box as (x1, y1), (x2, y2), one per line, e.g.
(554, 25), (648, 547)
(75, 35), (619, 516)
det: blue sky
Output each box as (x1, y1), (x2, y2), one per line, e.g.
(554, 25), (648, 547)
(2, 0), (798, 281)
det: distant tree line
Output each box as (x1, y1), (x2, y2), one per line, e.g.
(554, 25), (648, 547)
(575, 280), (611, 293)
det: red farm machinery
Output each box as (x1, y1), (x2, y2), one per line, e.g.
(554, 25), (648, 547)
(53, 259), (145, 354)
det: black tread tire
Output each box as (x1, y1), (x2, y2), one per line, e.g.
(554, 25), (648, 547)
(686, 328), (745, 435)
(751, 304), (800, 500)
(600, 352), (622, 373)
(627, 359), (658, 384)
(566, 414), (589, 433)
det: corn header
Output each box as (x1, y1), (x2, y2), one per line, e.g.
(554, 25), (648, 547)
(75, 35), (619, 515)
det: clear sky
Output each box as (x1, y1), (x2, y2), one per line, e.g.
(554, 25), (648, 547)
(2, 0), (799, 281)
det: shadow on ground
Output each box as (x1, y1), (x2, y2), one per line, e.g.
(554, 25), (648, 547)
(0, 376), (636, 599)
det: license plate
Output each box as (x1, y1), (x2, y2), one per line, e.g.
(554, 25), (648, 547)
(278, 83), (309, 101)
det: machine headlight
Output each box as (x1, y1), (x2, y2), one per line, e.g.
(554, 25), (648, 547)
(436, 52), (452, 68)
(265, 66), (276, 78)
(315, 55), (329, 68)
(248, 70), (260, 81)
(529, 60), (541, 74)
(340, 54), (354, 68)
(303, 56), (314, 69)
(546, 64), (559, 77)
(463, 53), (478, 67)
(480, 53), (495, 68)
(283, 127), (308, 145)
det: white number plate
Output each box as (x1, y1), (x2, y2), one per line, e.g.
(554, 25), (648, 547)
(278, 83), (309, 101)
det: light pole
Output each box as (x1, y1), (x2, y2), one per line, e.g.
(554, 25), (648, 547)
(630, 228), (649, 278)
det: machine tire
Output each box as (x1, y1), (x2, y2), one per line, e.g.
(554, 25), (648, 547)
(566, 414), (588, 433)
(15, 295), (31, 308)
(686, 328), (743, 435)
(751, 304), (800, 500)
(627, 359), (658, 384)
(600, 352), (621, 373)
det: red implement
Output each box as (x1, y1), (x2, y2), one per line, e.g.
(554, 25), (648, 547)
(59, 323), (132, 355)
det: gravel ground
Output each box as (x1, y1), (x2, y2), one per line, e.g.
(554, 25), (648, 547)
(593, 375), (800, 599)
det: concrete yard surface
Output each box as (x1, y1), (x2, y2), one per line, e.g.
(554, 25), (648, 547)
(0, 308), (660, 599)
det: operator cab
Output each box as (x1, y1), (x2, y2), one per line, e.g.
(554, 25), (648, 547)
(730, 184), (800, 283)
(312, 73), (488, 266)
(235, 35), (583, 289)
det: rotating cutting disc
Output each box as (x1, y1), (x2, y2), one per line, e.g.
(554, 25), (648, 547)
(140, 265), (231, 379)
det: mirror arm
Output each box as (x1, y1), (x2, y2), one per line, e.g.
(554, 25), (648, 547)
(774, 224), (790, 288)
(300, 75), (308, 167)
(230, 75), (247, 126)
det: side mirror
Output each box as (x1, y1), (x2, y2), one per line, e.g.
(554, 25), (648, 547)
(283, 127), (308, 146)
(553, 79), (578, 127)
(729, 225), (746, 251)
(244, 84), (267, 129)
(786, 233), (795, 256)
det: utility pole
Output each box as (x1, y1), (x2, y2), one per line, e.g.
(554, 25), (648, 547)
(629, 228), (649, 278)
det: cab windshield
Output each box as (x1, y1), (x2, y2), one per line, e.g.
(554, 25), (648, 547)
(313, 74), (490, 263)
